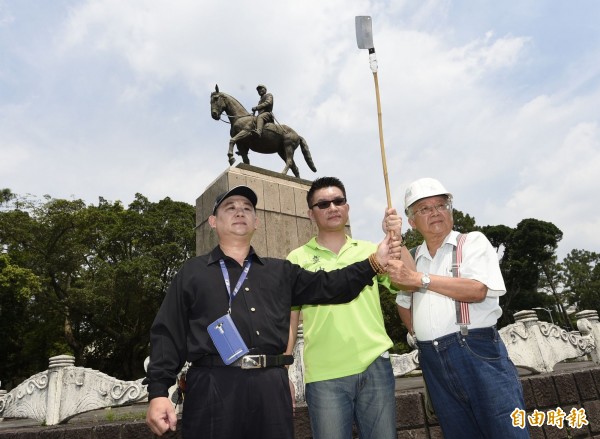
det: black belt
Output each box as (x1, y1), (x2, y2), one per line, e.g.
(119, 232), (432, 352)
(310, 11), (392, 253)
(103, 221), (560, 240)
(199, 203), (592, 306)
(192, 354), (294, 369)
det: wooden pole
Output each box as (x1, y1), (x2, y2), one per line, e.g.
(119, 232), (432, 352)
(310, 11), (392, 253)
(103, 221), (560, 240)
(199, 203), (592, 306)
(372, 71), (392, 209)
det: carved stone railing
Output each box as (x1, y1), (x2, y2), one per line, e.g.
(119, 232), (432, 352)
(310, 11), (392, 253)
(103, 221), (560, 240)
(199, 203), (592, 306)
(3, 310), (600, 424)
(390, 349), (420, 377)
(499, 310), (598, 373)
(0, 355), (148, 425)
(289, 324), (306, 405)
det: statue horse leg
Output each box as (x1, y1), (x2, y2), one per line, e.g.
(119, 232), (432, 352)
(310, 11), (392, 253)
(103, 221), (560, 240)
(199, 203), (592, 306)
(227, 139), (235, 165)
(277, 151), (291, 176)
(228, 130), (253, 165)
(279, 139), (300, 177)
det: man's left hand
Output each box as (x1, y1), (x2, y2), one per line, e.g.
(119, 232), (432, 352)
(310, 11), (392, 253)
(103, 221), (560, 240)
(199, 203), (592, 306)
(382, 208), (402, 237)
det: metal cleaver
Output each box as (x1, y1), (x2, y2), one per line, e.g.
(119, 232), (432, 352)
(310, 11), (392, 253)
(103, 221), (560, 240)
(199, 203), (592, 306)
(355, 16), (374, 49)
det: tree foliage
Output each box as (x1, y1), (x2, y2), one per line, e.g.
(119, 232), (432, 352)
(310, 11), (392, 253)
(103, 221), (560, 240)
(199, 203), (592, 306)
(0, 188), (14, 206)
(561, 249), (600, 313)
(0, 254), (42, 387)
(498, 219), (563, 326)
(0, 193), (195, 385)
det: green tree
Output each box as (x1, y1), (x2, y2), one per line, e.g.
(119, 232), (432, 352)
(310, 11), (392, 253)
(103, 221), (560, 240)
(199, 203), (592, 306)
(498, 219), (563, 326)
(0, 193), (195, 381)
(561, 249), (600, 314)
(0, 196), (89, 378)
(379, 285), (410, 354)
(480, 224), (512, 251)
(451, 209), (478, 234)
(538, 256), (572, 329)
(0, 188), (14, 206)
(75, 194), (195, 378)
(0, 254), (42, 388)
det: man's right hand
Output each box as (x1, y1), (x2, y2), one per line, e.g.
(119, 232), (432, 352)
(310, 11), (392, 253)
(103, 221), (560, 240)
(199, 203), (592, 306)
(387, 259), (418, 288)
(146, 396), (178, 436)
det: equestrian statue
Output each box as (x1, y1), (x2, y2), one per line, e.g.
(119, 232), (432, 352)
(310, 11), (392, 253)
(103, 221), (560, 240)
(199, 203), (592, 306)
(210, 84), (317, 178)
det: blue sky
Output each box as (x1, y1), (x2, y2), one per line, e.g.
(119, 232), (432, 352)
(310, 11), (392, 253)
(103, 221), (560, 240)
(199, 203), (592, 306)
(2, 0), (599, 260)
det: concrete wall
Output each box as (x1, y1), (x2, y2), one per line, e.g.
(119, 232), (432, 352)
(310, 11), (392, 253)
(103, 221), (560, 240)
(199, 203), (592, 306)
(195, 164), (350, 258)
(2, 367), (600, 438)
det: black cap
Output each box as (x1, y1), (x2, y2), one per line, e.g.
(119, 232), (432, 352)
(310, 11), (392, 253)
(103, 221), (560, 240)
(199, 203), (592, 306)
(212, 185), (258, 215)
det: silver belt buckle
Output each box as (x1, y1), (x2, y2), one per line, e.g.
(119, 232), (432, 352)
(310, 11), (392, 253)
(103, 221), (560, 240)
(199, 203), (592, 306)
(241, 355), (265, 369)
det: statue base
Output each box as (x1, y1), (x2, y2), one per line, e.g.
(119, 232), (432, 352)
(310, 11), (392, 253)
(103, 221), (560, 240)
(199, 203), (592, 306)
(196, 164), (350, 258)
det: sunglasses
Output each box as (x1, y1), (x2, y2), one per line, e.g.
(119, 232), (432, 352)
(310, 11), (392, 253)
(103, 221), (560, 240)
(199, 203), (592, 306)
(310, 197), (347, 210)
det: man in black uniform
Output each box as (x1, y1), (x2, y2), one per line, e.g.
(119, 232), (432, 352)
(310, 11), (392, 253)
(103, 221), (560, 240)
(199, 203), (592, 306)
(145, 185), (399, 439)
(251, 84), (273, 137)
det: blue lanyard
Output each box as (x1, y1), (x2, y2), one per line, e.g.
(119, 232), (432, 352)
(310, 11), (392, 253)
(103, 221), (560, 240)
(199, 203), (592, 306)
(219, 258), (252, 313)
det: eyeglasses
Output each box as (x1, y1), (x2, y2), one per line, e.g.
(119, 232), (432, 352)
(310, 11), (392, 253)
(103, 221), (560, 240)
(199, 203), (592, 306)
(413, 202), (452, 217)
(310, 197), (347, 210)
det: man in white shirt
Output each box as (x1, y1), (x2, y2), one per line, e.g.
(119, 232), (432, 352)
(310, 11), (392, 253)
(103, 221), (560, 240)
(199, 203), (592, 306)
(387, 177), (528, 439)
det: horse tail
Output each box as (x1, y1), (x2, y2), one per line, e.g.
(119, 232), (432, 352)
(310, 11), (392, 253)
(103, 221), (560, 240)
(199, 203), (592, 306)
(299, 136), (317, 172)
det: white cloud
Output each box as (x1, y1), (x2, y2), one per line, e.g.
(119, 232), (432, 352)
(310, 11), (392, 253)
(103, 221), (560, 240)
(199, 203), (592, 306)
(0, 143), (30, 174)
(503, 122), (600, 255)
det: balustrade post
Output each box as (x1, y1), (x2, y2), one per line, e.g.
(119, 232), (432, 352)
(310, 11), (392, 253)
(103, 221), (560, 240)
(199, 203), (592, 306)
(289, 323), (305, 405)
(45, 355), (75, 426)
(503, 310), (551, 372)
(576, 310), (600, 364)
(501, 310), (598, 373)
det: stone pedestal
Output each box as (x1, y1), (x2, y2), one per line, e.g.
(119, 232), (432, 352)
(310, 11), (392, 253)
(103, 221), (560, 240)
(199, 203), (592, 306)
(195, 164), (350, 258)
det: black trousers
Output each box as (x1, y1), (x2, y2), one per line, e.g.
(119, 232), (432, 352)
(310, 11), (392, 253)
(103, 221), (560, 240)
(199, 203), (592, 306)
(182, 365), (293, 439)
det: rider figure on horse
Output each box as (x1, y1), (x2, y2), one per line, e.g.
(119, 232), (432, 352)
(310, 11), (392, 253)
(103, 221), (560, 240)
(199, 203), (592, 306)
(251, 84), (274, 137)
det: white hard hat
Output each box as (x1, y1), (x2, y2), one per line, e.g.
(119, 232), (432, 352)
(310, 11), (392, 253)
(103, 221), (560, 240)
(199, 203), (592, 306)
(404, 178), (452, 212)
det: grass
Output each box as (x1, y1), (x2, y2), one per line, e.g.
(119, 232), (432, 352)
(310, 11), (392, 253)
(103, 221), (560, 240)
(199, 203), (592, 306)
(103, 406), (147, 423)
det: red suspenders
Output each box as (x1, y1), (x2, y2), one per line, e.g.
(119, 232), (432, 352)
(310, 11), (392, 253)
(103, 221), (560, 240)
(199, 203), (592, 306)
(411, 233), (470, 336)
(453, 233), (470, 335)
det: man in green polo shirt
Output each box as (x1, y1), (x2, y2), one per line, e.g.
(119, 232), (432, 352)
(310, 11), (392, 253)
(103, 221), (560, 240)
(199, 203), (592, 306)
(286, 177), (414, 439)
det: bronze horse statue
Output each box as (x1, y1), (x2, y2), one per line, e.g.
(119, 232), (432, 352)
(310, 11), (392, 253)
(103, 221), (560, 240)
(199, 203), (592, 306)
(210, 85), (317, 178)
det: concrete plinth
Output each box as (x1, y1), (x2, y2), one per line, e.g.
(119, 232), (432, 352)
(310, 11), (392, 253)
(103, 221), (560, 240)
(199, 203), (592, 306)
(195, 164), (350, 258)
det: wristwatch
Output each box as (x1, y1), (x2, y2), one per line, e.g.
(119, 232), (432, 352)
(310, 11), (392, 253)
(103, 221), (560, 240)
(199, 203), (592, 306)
(421, 273), (431, 289)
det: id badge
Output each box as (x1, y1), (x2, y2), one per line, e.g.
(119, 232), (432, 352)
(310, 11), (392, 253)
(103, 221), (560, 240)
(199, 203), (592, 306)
(207, 314), (249, 364)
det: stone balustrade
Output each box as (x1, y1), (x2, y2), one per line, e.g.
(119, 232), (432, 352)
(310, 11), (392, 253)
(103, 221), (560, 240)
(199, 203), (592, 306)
(2, 309), (600, 425)
(500, 310), (598, 373)
(0, 355), (147, 425)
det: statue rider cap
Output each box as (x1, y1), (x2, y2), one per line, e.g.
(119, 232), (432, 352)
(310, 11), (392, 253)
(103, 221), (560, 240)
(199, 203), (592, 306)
(256, 84), (267, 91)
(212, 185), (258, 215)
(404, 178), (452, 214)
